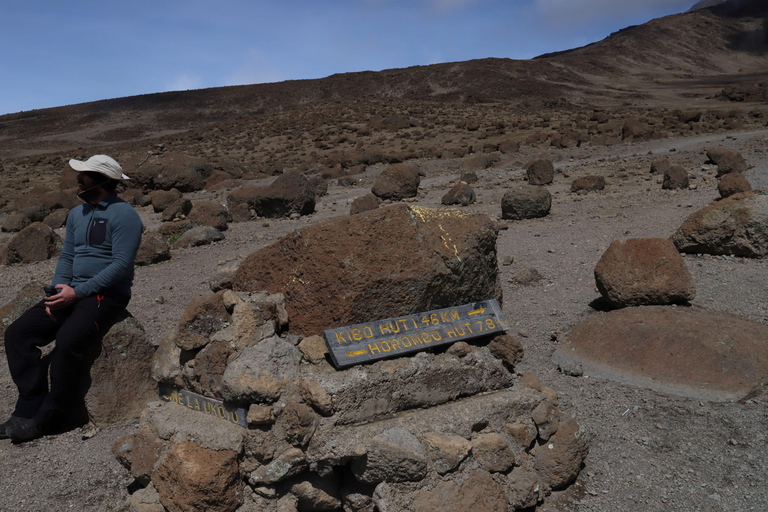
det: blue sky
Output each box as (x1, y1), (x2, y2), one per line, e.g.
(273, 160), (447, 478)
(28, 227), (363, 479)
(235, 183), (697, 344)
(0, 0), (696, 116)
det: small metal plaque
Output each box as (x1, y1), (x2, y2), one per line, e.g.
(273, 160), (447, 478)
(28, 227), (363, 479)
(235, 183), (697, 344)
(323, 299), (508, 368)
(158, 383), (248, 428)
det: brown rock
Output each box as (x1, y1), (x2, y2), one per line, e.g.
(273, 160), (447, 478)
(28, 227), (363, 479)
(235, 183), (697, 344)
(532, 416), (590, 492)
(570, 175), (605, 193)
(1, 213), (31, 233)
(175, 290), (232, 351)
(412, 470), (508, 512)
(371, 163), (421, 200)
(471, 433), (515, 473)
(86, 313), (157, 424)
(718, 172), (751, 198)
(531, 401), (561, 442)
(0, 280), (45, 344)
(42, 208), (69, 229)
(716, 150), (748, 176)
(662, 165), (689, 190)
(149, 189), (183, 213)
(152, 441), (242, 512)
(187, 201), (232, 231)
(299, 380), (334, 416)
(190, 339), (233, 398)
(286, 472), (342, 511)
(274, 402), (318, 448)
(135, 231), (172, 267)
(441, 183), (476, 206)
(526, 159), (555, 185)
(555, 306), (768, 399)
(349, 193), (379, 215)
(232, 205), (501, 335)
(1, 222), (62, 265)
(297, 335), (328, 364)
(160, 198), (193, 222)
(671, 191), (768, 257)
(650, 157), (672, 174)
(594, 238), (695, 307)
(487, 333), (524, 371)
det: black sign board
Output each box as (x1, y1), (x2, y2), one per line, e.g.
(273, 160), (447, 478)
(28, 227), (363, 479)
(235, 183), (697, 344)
(323, 299), (508, 368)
(158, 382), (248, 428)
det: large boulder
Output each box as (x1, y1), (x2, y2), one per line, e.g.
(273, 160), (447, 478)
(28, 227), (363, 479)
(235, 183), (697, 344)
(501, 186), (551, 220)
(671, 191), (768, 257)
(594, 238), (696, 307)
(1, 222), (62, 265)
(371, 163), (421, 200)
(227, 172), (316, 218)
(130, 152), (212, 192)
(232, 205), (502, 335)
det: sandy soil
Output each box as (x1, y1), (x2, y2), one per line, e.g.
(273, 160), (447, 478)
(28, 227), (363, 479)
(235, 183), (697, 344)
(1, 124), (767, 511)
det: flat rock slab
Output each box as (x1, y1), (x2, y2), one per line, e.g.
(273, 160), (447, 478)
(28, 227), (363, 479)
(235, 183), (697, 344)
(553, 306), (768, 400)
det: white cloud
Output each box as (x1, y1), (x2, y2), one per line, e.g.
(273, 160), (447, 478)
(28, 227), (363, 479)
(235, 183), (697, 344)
(225, 48), (286, 86)
(535, 0), (692, 26)
(164, 73), (204, 92)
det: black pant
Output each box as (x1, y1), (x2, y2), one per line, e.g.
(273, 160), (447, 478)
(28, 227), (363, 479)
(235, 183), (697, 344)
(4, 293), (129, 425)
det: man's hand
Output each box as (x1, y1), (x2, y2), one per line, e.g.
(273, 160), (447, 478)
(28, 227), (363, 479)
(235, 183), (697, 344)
(45, 284), (76, 310)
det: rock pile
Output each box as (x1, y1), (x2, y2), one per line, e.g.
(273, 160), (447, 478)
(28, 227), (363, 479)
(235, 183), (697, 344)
(115, 206), (589, 512)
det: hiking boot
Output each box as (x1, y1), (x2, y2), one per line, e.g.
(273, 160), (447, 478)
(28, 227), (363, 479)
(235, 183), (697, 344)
(6, 417), (46, 443)
(0, 416), (24, 440)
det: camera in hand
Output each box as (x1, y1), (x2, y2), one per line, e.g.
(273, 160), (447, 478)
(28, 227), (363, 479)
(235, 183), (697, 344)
(44, 285), (58, 297)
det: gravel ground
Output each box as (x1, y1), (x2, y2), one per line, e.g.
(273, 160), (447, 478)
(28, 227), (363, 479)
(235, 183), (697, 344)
(1, 128), (767, 511)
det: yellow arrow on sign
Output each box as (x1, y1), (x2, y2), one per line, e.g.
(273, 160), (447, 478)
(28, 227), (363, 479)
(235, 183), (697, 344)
(347, 349), (368, 357)
(468, 308), (486, 315)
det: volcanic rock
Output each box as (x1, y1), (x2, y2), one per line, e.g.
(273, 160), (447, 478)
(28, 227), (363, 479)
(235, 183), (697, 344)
(594, 238), (696, 307)
(526, 159), (555, 185)
(555, 306), (768, 399)
(231, 204), (502, 335)
(662, 165), (689, 190)
(718, 172), (751, 198)
(671, 190), (768, 257)
(227, 172), (316, 218)
(1, 222), (62, 265)
(187, 200), (232, 231)
(349, 193), (379, 215)
(85, 313), (157, 424)
(371, 163), (421, 200)
(501, 186), (552, 220)
(570, 175), (605, 193)
(152, 441), (242, 512)
(135, 231), (172, 266)
(441, 183), (476, 206)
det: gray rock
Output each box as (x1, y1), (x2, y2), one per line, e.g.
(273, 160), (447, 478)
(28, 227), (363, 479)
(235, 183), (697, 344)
(172, 226), (225, 248)
(249, 447), (307, 485)
(220, 335), (302, 403)
(421, 432), (471, 474)
(351, 427), (427, 484)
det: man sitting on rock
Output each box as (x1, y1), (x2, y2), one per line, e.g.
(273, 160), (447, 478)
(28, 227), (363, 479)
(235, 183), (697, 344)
(2, 155), (143, 443)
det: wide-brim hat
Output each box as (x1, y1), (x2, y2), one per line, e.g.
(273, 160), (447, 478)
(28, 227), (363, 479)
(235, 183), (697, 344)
(69, 155), (130, 180)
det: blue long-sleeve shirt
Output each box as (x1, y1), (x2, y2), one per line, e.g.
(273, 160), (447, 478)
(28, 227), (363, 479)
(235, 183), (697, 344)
(52, 194), (143, 299)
